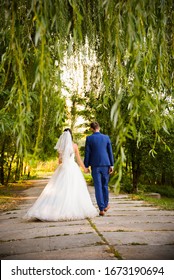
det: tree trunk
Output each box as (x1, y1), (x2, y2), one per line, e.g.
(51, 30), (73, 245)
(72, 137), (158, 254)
(6, 150), (16, 185)
(0, 141), (5, 185)
(15, 157), (20, 181)
(132, 160), (140, 193)
(131, 140), (141, 193)
(161, 168), (166, 185)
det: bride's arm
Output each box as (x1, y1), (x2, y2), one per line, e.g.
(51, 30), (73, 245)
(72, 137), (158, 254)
(58, 153), (62, 164)
(74, 144), (88, 172)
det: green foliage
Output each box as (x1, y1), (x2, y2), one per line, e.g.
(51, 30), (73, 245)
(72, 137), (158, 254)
(28, 158), (58, 178)
(0, 0), (174, 191)
(107, 0), (174, 189)
(132, 194), (174, 210)
(138, 184), (174, 198)
(83, 172), (93, 186)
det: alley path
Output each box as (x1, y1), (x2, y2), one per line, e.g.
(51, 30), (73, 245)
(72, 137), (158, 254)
(0, 179), (174, 260)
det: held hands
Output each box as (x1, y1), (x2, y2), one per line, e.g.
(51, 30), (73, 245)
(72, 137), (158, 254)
(109, 166), (114, 174)
(84, 167), (90, 174)
(84, 167), (113, 174)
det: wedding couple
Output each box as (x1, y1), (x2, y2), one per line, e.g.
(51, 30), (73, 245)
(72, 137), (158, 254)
(25, 122), (114, 221)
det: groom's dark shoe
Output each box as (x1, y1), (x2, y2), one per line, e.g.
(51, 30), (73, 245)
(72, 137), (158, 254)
(104, 205), (110, 212)
(99, 210), (105, 216)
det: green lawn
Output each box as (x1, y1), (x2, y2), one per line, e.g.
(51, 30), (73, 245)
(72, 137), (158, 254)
(130, 194), (174, 210)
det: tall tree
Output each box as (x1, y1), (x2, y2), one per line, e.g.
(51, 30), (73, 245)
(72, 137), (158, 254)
(0, 0), (173, 188)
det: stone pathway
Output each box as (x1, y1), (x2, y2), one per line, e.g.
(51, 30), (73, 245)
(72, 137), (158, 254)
(0, 179), (174, 260)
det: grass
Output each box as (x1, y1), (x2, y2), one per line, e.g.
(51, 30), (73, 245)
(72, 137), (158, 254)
(129, 242), (148, 246)
(130, 194), (174, 210)
(0, 181), (34, 212)
(138, 184), (174, 198)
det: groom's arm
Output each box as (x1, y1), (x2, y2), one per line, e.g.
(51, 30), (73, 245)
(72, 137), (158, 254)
(84, 137), (90, 168)
(107, 136), (114, 167)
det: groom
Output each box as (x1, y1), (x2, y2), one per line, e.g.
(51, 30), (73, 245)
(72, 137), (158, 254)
(84, 122), (114, 216)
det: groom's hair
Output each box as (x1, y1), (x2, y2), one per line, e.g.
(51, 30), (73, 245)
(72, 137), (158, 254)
(90, 122), (100, 130)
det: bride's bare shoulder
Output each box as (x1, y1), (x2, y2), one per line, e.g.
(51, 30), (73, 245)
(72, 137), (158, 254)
(73, 143), (78, 151)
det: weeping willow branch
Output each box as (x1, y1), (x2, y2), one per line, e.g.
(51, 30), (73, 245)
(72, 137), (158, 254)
(0, 0), (173, 186)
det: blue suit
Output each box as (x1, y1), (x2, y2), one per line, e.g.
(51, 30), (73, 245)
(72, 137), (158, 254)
(84, 132), (114, 211)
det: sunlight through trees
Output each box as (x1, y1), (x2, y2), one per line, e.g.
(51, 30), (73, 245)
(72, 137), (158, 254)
(0, 0), (174, 192)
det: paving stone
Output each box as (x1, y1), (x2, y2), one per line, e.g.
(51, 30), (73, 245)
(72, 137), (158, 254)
(1, 182), (174, 260)
(2, 245), (115, 260)
(114, 245), (174, 260)
(0, 223), (96, 241)
(0, 233), (101, 257)
(102, 231), (174, 246)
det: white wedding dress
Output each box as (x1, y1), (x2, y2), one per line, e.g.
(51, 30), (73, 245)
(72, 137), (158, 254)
(25, 154), (98, 221)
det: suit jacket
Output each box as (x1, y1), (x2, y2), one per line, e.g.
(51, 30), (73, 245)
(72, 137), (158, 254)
(84, 132), (114, 168)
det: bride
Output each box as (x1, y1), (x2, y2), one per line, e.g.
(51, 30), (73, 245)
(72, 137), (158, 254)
(24, 128), (98, 221)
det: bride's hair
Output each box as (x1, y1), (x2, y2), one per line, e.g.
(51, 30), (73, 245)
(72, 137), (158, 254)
(64, 128), (73, 140)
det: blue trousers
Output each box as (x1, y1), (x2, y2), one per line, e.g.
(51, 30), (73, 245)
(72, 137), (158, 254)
(91, 166), (110, 211)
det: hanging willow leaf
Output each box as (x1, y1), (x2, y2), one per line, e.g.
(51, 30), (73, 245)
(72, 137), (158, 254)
(0, 0), (173, 187)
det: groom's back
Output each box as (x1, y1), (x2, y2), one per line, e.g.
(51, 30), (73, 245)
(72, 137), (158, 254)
(86, 132), (112, 166)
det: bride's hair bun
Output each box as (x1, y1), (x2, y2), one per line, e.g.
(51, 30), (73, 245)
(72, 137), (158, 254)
(64, 128), (73, 140)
